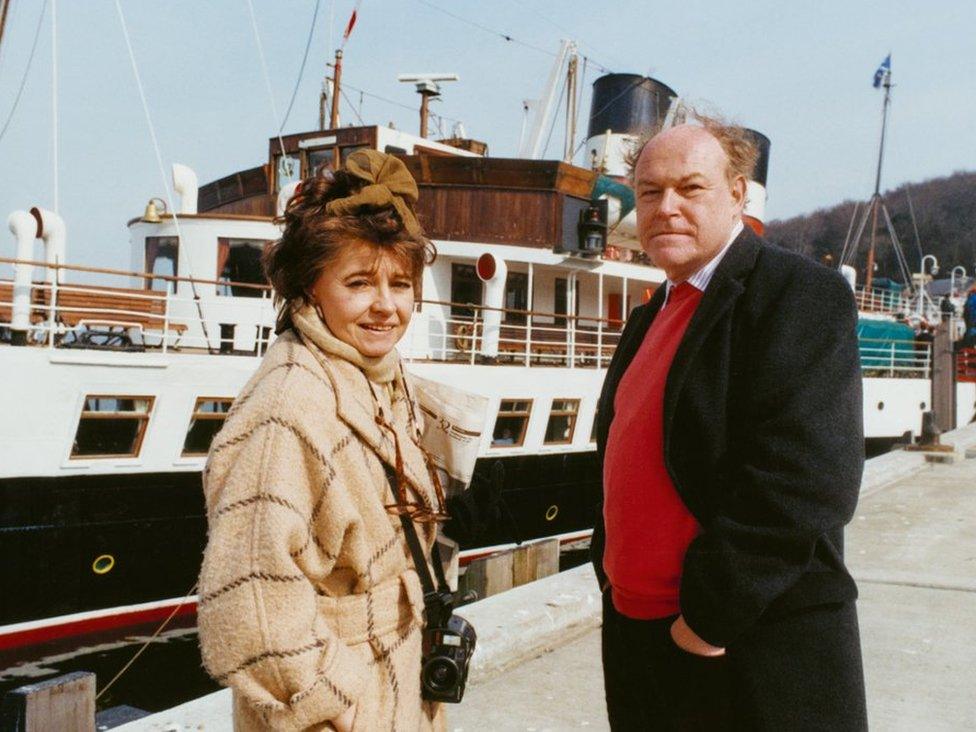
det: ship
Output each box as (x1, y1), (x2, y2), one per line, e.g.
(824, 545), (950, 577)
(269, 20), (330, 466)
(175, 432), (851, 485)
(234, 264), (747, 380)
(2, 42), (974, 659)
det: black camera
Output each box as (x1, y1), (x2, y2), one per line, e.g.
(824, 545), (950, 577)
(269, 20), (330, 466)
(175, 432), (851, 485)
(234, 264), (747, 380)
(420, 592), (476, 703)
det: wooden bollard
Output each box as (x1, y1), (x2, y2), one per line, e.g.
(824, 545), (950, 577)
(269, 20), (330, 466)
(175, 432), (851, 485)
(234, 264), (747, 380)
(460, 538), (561, 601)
(0, 672), (95, 732)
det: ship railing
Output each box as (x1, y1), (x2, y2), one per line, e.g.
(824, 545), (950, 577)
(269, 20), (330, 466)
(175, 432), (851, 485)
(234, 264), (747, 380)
(1, 258), (626, 366)
(858, 337), (931, 378)
(854, 285), (909, 315)
(403, 299), (623, 368)
(0, 256), (276, 354)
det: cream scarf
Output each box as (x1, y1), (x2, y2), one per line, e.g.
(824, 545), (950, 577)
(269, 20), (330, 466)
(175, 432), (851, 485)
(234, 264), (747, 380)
(291, 302), (399, 384)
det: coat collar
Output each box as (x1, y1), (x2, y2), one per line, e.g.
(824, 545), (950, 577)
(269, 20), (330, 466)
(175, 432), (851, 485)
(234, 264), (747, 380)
(661, 227), (762, 434)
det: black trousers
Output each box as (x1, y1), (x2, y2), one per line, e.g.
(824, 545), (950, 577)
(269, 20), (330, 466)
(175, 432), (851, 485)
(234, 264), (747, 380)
(601, 593), (868, 731)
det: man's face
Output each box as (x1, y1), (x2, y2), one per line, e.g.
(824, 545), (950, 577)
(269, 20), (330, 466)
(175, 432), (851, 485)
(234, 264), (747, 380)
(634, 126), (746, 282)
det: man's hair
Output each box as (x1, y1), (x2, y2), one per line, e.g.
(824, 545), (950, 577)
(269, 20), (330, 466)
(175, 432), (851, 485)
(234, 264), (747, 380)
(625, 108), (760, 188)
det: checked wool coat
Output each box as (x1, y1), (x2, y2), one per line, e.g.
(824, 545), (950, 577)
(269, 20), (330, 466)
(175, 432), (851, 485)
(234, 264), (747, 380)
(198, 308), (445, 731)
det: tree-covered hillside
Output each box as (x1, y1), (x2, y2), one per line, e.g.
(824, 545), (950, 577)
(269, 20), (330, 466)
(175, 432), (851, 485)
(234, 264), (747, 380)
(765, 171), (976, 282)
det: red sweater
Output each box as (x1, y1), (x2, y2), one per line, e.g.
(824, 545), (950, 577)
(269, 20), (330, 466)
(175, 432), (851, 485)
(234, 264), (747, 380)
(603, 282), (703, 619)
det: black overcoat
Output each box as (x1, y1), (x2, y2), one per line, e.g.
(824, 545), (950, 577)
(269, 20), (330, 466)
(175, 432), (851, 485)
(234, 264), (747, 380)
(591, 228), (867, 720)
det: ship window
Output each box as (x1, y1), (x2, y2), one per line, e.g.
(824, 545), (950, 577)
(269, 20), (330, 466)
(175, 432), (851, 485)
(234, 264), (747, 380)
(71, 395), (154, 459)
(274, 153), (301, 192)
(591, 408), (598, 443)
(544, 399), (580, 445)
(504, 272), (528, 325)
(308, 147), (335, 176)
(491, 399), (532, 447)
(338, 145), (368, 163)
(182, 397), (234, 456)
(451, 264), (483, 319)
(217, 238), (270, 297)
(145, 237), (178, 292)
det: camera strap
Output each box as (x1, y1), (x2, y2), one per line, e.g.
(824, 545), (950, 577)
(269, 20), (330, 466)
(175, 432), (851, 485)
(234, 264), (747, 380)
(382, 465), (451, 601)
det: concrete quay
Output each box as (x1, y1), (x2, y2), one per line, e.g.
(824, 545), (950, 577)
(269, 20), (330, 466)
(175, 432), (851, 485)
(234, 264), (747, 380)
(119, 423), (976, 731)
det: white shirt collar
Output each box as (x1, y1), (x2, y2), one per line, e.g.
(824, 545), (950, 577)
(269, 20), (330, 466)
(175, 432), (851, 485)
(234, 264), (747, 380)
(663, 220), (744, 305)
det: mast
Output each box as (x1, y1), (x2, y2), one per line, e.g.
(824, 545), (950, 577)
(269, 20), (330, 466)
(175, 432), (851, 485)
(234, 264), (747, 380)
(563, 50), (578, 163)
(329, 48), (342, 129)
(864, 62), (893, 291)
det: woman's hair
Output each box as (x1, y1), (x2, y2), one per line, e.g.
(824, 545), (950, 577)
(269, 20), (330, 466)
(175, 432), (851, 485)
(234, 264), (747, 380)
(263, 169), (436, 333)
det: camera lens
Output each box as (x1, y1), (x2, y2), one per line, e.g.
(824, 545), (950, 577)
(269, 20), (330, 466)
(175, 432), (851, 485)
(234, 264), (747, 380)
(423, 658), (459, 692)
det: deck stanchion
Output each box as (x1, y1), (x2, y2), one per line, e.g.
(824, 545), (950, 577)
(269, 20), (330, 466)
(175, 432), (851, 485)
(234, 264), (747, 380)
(525, 263), (534, 366)
(161, 283), (171, 354)
(597, 273), (604, 368)
(47, 277), (58, 349)
(470, 309), (478, 366)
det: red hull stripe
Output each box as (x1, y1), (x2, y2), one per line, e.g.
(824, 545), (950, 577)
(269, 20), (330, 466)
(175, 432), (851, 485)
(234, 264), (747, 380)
(0, 601), (198, 652)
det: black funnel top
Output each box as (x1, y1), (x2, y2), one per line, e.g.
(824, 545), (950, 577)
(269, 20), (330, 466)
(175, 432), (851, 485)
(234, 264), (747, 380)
(587, 73), (678, 139)
(743, 129), (771, 186)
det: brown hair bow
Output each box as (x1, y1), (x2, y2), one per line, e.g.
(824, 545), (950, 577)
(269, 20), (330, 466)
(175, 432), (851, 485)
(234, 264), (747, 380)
(324, 149), (423, 239)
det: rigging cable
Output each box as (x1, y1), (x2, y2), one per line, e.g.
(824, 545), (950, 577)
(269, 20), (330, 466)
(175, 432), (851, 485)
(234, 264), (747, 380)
(95, 582), (198, 702)
(244, 0), (287, 159)
(280, 0), (322, 132)
(415, 0), (611, 74)
(838, 200), (861, 267)
(113, 0), (212, 348)
(339, 85), (365, 125)
(904, 187), (925, 263)
(540, 70), (567, 159)
(510, 0), (621, 73)
(0, 0), (48, 145)
(342, 80), (461, 124)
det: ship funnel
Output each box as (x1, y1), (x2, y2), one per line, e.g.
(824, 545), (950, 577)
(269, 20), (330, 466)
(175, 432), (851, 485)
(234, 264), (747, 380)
(584, 73), (677, 178)
(172, 163), (198, 214)
(742, 129), (771, 235)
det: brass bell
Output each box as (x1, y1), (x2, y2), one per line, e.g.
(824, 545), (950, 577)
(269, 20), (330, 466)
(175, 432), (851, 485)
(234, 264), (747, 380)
(142, 197), (167, 223)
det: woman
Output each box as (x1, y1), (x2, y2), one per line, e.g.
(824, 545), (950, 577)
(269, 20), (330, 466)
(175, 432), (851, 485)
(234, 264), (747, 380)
(198, 150), (446, 731)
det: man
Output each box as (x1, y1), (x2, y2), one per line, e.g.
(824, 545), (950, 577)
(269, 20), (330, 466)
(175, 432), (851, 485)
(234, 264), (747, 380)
(591, 119), (867, 730)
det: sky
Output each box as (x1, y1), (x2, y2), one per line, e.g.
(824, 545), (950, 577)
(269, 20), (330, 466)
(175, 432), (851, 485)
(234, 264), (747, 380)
(0, 0), (973, 269)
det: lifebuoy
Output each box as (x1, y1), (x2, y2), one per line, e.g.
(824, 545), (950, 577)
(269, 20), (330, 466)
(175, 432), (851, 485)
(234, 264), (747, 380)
(454, 323), (473, 353)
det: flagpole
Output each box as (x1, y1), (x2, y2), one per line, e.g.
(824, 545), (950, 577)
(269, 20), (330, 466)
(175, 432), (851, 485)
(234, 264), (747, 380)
(865, 64), (892, 290)
(873, 71), (892, 197)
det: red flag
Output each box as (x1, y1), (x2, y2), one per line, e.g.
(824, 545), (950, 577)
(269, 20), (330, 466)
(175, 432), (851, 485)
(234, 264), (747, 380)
(342, 2), (362, 42)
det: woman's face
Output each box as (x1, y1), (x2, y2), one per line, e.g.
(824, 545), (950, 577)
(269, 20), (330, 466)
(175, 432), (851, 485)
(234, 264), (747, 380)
(310, 241), (415, 358)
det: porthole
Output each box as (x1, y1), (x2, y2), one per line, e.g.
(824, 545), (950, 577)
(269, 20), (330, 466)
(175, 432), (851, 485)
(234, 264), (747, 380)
(877, 402), (885, 411)
(545, 505), (559, 522)
(920, 402), (927, 410)
(93, 554), (115, 575)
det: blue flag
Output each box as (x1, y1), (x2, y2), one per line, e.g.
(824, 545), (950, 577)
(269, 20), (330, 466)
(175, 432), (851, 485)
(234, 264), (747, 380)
(873, 54), (891, 88)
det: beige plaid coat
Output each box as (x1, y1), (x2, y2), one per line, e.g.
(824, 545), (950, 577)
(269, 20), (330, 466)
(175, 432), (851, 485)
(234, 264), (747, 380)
(198, 322), (445, 731)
